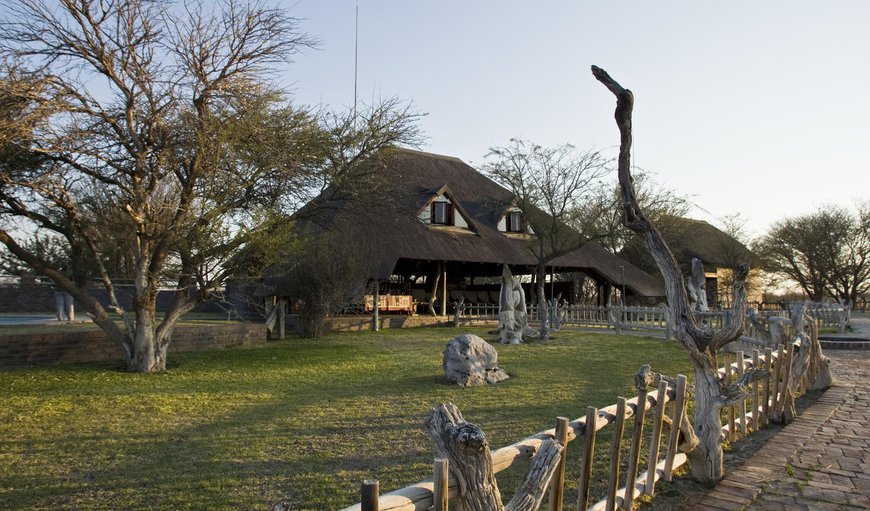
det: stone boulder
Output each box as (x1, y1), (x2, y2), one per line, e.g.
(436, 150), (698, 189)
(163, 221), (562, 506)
(443, 333), (509, 387)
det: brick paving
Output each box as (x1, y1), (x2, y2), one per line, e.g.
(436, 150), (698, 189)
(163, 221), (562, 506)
(694, 350), (870, 510)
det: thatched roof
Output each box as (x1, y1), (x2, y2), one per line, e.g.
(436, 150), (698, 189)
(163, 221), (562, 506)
(297, 148), (665, 297)
(659, 216), (755, 270)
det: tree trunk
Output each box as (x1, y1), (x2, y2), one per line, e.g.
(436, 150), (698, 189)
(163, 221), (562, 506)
(426, 403), (563, 511)
(687, 367), (725, 484)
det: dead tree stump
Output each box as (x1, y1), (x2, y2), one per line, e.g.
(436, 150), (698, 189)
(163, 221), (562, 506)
(426, 403), (563, 511)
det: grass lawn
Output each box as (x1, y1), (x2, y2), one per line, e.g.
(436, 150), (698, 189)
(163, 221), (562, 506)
(0, 326), (692, 510)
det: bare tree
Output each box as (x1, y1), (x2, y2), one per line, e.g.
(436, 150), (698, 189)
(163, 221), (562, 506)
(0, 0), (421, 371)
(483, 139), (608, 340)
(577, 171), (691, 255)
(592, 65), (765, 483)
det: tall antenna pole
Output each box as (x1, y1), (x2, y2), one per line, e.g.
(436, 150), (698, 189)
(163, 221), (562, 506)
(353, 3), (359, 123)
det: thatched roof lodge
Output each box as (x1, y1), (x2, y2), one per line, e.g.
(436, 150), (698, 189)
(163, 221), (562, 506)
(278, 148), (663, 312)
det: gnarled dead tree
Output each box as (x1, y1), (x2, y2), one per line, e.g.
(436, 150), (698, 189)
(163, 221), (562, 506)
(592, 65), (768, 483)
(772, 303), (833, 423)
(426, 403), (563, 511)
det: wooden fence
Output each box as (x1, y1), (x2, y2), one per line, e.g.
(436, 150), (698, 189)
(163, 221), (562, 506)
(340, 337), (821, 511)
(340, 300), (835, 511)
(456, 302), (849, 335)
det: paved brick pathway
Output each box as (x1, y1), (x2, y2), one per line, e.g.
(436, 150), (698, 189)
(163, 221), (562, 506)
(695, 350), (870, 510)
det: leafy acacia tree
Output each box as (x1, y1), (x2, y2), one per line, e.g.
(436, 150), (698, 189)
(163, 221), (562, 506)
(756, 203), (870, 306)
(0, 0), (420, 371)
(483, 138), (608, 340)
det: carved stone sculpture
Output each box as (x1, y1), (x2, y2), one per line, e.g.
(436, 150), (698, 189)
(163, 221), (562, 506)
(443, 334), (509, 387)
(498, 264), (532, 344)
(685, 257), (708, 312)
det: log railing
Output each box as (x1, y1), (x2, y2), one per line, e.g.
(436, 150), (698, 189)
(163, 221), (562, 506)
(339, 336), (823, 511)
(456, 302), (850, 335)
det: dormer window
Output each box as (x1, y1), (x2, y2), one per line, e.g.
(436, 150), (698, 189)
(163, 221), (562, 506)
(506, 211), (525, 233)
(499, 207), (531, 234)
(431, 201), (453, 225)
(418, 189), (471, 229)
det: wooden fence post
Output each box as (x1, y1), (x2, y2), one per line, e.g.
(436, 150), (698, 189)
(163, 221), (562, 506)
(624, 387), (647, 509)
(771, 344), (784, 418)
(752, 350), (761, 431)
(663, 305), (672, 340)
(577, 406), (598, 511)
(723, 353), (736, 442)
(736, 351), (748, 435)
(663, 375), (687, 482)
(605, 398), (627, 511)
(762, 348), (772, 426)
(361, 480), (379, 511)
(433, 459), (448, 511)
(644, 381), (669, 497)
(549, 417), (570, 511)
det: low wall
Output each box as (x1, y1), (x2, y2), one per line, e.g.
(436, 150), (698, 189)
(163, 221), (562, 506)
(0, 322), (266, 368)
(0, 315), (453, 369)
(321, 315), (449, 332)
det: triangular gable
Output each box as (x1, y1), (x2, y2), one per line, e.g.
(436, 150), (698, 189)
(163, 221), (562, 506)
(417, 184), (475, 231)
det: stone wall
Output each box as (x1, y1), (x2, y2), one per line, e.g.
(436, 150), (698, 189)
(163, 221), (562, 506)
(0, 322), (266, 368)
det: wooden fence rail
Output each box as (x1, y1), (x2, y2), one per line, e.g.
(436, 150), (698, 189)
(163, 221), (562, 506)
(456, 302), (849, 335)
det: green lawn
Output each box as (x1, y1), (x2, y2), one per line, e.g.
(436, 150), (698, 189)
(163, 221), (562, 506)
(0, 326), (692, 510)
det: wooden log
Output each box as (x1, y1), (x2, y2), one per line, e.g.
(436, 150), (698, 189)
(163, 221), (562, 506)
(761, 348), (772, 426)
(776, 342), (796, 423)
(605, 397), (627, 511)
(724, 353), (736, 442)
(433, 459), (448, 511)
(623, 388), (647, 509)
(426, 402), (563, 511)
(770, 345), (784, 419)
(548, 417), (570, 511)
(362, 480), (380, 511)
(576, 407), (598, 511)
(644, 381), (669, 497)
(663, 375), (687, 482)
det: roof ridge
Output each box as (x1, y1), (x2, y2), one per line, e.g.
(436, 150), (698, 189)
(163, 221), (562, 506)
(394, 147), (467, 164)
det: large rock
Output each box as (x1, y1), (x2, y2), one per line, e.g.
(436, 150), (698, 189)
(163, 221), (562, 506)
(443, 334), (509, 387)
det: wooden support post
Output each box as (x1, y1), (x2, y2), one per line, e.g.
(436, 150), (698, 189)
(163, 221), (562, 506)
(644, 381), (669, 496)
(624, 387), (647, 509)
(752, 350), (761, 431)
(663, 375), (687, 482)
(770, 345), (784, 418)
(433, 458), (449, 511)
(548, 417), (570, 511)
(361, 480), (379, 511)
(778, 342), (796, 422)
(762, 348), (773, 426)
(441, 265), (447, 317)
(372, 281), (380, 332)
(278, 297), (286, 340)
(736, 351), (748, 435)
(663, 305), (672, 340)
(577, 406), (598, 511)
(605, 398), (627, 511)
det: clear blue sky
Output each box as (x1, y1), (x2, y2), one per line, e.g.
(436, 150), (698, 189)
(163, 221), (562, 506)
(291, 2), (868, 236)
